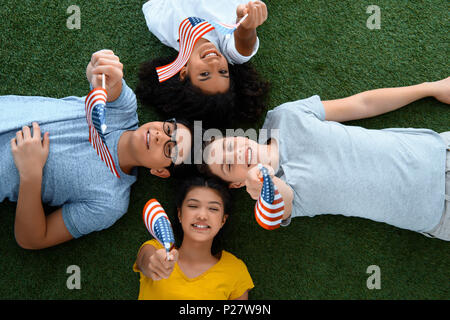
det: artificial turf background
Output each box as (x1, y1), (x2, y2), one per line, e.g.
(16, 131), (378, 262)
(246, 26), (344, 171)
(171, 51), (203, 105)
(0, 0), (449, 299)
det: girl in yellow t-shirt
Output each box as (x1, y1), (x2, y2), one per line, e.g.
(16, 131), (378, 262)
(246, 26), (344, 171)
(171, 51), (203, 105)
(133, 176), (254, 300)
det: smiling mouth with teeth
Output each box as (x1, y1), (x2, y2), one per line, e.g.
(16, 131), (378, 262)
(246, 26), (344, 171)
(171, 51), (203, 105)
(202, 50), (219, 59)
(192, 223), (210, 229)
(146, 130), (150, 149)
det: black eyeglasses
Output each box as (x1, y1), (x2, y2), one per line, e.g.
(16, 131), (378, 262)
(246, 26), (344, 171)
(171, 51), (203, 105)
(163, 118), (178, 162)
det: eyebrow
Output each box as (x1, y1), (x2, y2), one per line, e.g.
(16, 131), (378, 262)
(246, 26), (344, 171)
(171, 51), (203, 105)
(220, 139), (227, 176)
(198, 74), (230, 82)
(186, 198), (223, 206)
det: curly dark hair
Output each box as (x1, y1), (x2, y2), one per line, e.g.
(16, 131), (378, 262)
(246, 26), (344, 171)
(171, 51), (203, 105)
(135, 56), (270, 129)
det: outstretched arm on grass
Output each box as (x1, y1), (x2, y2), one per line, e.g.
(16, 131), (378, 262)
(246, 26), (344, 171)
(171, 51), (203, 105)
(322, 76), (450, 123)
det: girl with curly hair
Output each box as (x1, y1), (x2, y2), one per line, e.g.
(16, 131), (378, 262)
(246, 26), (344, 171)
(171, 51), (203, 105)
(135, 0), (270, 128)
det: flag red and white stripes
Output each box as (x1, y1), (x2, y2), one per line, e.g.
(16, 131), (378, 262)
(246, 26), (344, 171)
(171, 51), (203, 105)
(254, 164), (285, 230)
(142, 199), (175, 257)
(156, 17), (214, 82)
(85, 87), (120, 178)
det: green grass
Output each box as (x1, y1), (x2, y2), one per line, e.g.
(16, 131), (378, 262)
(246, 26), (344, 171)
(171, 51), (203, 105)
(0, 0), (449, 300)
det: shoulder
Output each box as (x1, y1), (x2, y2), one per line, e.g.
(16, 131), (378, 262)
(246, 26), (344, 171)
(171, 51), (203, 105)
(262, 95), (325, 131)
(272, 95), (324, 115)
(219, 251), (254, 299)
(220, 251), (250, 272)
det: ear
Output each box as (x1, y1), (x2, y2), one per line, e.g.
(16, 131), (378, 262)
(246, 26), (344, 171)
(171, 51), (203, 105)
(229, 182), (245, 189)
(149, 168), (171, 178)
(221, 214), (229, 227)
(177, 208), (182, 222)
(179, 66), (187, 81)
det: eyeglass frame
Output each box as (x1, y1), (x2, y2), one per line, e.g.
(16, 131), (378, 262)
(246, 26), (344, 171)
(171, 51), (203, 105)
(163, 118), (178, 163)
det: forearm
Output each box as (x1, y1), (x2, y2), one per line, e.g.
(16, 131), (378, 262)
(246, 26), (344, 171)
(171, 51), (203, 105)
(324, 82), (436, 122)
(14, 174), (47, 248)
(234, 28), (257, 57)
(273, 177), (293, 220)
(356, 82), (433, 118)
(105, 80), (122, 102)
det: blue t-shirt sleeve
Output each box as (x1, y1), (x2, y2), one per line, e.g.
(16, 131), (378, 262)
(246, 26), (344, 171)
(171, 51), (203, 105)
(62, 201), (125, 238)
(105, 80), (137, 113)
(88, 79), (137, 113)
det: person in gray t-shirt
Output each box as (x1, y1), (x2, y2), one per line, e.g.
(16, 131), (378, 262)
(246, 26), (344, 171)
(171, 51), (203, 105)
(202, 77), (450, 240)
(1, 50), (193, 249)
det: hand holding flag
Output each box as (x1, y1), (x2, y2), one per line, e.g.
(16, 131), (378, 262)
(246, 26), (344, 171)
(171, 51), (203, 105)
(236, 1), (268, 30)
(85, 73), (120, 178)
(143, 199), (175, 260)
(254, 164), (285, 230)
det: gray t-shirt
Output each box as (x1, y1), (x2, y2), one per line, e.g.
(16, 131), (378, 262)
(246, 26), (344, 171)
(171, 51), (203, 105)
(260, 95), (447, 233)
(0, 80), (138, 238)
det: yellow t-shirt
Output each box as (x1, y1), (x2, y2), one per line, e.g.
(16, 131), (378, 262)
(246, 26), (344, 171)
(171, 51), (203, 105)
(133, 239), (254, 300)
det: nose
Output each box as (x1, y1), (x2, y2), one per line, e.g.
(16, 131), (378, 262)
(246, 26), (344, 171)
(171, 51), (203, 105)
(233, 139), (246, 164)
(208, 57), (220, 66)
(152, 129), (169, 145)
(196, 207), (208, 220)
(224, 139), (235, 164)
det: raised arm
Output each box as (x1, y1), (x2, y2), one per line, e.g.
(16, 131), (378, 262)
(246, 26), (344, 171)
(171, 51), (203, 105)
(136, 244), (178, 281)
(234, 1), (268, 56)
(273, 176), (294, 220)
(244, 165), (294, 220)
(322, 77), (450, 122)
(86, 50), (124, 102)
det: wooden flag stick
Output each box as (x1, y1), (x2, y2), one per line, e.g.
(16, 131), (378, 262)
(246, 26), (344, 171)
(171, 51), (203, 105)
(101, 73), (105, 90)
(237, 13), (248, 26)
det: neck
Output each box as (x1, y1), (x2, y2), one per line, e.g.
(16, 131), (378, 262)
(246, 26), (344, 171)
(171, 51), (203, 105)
(178, 237), (215, 263)
(117, 131), (135, 174)
(258, 139), (279, 170)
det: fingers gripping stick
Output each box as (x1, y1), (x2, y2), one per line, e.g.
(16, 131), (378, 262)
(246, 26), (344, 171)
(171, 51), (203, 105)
(254, 164), (285, 230)
(143, 199), (175, 261)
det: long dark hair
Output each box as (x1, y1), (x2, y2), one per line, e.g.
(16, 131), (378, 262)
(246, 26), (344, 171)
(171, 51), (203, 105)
(173, 175), (233, 255)
(135, 56), (270, 129)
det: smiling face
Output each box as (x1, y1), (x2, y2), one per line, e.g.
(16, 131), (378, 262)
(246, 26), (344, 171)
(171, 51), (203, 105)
(180, 39), (230, 94)
(131, 121), (192, 170)
(178, 186), (228, 243)
(204, 136), (262, 184)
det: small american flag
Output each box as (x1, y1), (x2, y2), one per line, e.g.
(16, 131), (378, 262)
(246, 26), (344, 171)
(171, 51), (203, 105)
(209, 13), (248, 35)
(254, 164), (285, 230)
(143, 199), (175, 260)
(85, 87), (120, 178)
(156, 14), (248, 82)
(156, 17), (215, 82)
